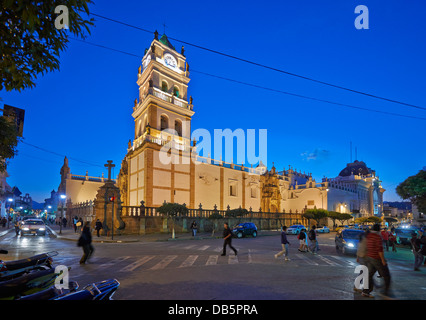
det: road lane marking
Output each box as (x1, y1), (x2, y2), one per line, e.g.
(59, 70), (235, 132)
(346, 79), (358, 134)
(98, 256), (131, 269)
(316, 255), (339, 266)
(150, 255), (177, 270)
(248, 249), (252, 263)
(119, 256), (154, 272)
(331, 255), (357, 267)
(296, 254), (319, 265)
(179, 255), (198, 268)
(228, 255), (239, 264)
(198, 245), (210, 251)
(206, 255), (219, 266)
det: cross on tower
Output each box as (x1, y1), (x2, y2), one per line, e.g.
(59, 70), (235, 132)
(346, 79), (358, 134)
(104, 160), (115, 181)
(163, 22), (167, 34)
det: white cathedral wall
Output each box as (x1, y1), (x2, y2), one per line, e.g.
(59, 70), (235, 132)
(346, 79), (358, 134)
(65, 179), (103, 204)
(194, 162), (221, 209)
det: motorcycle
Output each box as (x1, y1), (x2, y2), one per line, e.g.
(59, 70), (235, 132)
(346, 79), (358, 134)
(0, 251), (58, 281)
(55, 279), (120, 300)
(0, 266), (69, 300)
(18, 281), (79, 300)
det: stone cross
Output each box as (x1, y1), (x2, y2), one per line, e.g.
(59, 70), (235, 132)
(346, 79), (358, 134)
(104, 160), (115, 181)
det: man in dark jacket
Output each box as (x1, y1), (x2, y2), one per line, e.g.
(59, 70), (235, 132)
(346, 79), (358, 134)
(221, 223), (237, 256)
(78, 222), (94, 264)
(95, 219), (103, 237)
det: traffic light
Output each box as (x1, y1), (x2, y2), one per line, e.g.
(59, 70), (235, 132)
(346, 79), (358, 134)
(109, 196), (115, 202)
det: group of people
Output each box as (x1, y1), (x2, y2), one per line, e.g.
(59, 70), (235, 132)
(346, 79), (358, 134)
(296, 226), (319, 255)
(380, 227), (398, 252)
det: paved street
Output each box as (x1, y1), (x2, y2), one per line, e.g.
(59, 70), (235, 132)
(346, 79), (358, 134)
(0, 225), (425, 300)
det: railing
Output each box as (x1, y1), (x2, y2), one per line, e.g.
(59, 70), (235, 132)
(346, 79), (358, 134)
(121, 204), (309, 224)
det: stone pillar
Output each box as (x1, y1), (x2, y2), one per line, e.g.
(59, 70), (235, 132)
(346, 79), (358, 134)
(93, 179), (125, 236)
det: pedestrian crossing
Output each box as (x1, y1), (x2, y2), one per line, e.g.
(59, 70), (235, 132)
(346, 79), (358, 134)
(53, 243), (415, 276)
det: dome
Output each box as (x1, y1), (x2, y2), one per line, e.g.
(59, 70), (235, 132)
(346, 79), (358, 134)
(338, 160), (372, 177)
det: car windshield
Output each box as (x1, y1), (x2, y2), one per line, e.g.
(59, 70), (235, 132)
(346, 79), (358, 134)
(290, 225), (302, 228)
(25, 220), (44, 225)
(342, 230), (363, 239)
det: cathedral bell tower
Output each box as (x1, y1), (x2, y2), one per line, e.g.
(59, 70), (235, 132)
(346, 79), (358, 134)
(120, 31), (195, 207)
(131, 31), (194, 151)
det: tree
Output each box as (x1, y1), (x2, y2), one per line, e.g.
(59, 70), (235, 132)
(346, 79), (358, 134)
(303, 209), (328, 228)
(366, 216), (382, 224)
(328, 211), (342, 230)
(396, 170), (426, 214)
(225, 207), (248, 224)
(157, 202), (188, 239)
(208, 211), (223, 237)
(0, 116), (20, 172)
(337, 213), (354, 226)
(1, 0), (94, 92)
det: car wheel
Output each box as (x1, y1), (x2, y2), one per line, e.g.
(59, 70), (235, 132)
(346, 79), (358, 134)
(252, 231), (257, 238)
(237, 232), (243, 238)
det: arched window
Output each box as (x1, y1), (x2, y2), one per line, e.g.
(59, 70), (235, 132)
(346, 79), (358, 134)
(173, 86), (179, 98)
(160, 115), (168, 131)
(161, 81), (168, 92)
(175, 119), (182, 137)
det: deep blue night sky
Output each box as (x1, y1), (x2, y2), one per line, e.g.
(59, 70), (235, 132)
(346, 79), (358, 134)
(1, 0), (425, 203)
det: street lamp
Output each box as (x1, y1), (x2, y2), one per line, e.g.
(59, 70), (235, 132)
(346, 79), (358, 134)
(7, 198), (13, 229)
(60, 194), (66, 234)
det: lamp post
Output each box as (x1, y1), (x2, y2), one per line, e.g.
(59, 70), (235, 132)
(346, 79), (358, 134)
(7, 198), (13, 229)
(60, 194), (66, 234)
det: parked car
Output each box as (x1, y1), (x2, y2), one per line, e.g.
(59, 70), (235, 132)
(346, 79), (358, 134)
(316, 226), (330, 233)
(232, 223), (257, 238)
(20, 219), (46, 236)
(286, 224), (306, 235)
(335, 229), (365, 255)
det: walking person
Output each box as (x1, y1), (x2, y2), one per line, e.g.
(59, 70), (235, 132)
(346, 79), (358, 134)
(381, 227), (390, 252)
(362, 224), (391, 299)
(388, 228), (397, 253)
(78, 222), (94, 264)
(221, 223), (237, 256)
(411, 230), (425, 271)
(95, 219), (103, 237)
(298, 229), (307, 252)
(190, 220), (198, 237)
(73, 216), (78, 233)
(275, 226), (290, 261)
(354, 230), (368, 293)
(308, 225), (317, 255)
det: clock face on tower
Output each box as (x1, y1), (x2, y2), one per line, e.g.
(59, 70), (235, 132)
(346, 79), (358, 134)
(164, 54), (177, 69)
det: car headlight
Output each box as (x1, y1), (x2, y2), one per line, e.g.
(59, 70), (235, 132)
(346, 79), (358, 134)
(22, 227), (29, 231)
(347, 243), (355, 248)
(39, 227), (45, 231)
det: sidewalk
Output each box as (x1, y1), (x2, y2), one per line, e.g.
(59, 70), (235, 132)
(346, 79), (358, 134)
(47, 224), (280, 243)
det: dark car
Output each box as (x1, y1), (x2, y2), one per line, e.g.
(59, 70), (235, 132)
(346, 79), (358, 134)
(232, 223), (257, 238)
(395, 228), (417, 246)
(335, 229), (365, 255)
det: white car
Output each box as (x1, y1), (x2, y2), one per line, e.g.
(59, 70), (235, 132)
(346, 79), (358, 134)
(316, 226), (330, 233)
(286, 224), (306, 235)
(20, 219), (47, 236)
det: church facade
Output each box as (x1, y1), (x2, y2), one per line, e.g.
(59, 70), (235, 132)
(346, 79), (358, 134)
(115, 33), (385, 218)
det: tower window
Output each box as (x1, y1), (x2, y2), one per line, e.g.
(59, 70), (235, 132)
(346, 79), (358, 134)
(173, 87), (179, 98)
(160, 115), (168, 131)
(175, 120), (182, 137)
(161, 81), (168, 92)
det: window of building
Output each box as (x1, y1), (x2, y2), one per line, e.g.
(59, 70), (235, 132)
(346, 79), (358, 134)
(307, 200), (314, 206)
(160, 115), (168, 131)
(173, 86), (179, 98)
(250, 186), (257, 198)
(175, 120), (182, 137)
(161, 81), (168, 92)
(229, 182), (237, 197)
